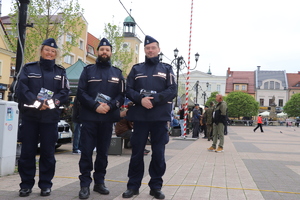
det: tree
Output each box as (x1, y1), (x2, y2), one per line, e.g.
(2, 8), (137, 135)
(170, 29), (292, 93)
(7, 0), (84, 63)
(102, 23), (134, 76)
(205, 91), (219, 106)
(226, 91), (259, 119)
(283, 93), (300, 117)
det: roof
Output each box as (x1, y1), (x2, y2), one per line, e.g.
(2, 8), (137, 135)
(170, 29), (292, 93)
(286, 73), (300, 89)
(66, 59), (87, 80)
(86, 32), (99, 55)
(226, 70), (255, 94)
(124, 16), (135, 23)
(256, 70), (287, 88)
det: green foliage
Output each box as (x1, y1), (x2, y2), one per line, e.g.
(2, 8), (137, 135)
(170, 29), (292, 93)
(7, 0), (84, 63)
(226, 91), (259, 118)
(283, 93), (300, 117)
(205, 91), (219, 106)
(102, 23), (134, 76)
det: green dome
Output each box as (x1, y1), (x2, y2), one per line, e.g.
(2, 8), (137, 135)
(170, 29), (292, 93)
(124, 16), (135, 23)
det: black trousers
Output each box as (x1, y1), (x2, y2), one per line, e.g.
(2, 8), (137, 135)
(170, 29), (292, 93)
(18, 119), (58, 189)
(254, 123), (263, 132)
(127, 121), (169, 190)
(79, 121), (113, 187)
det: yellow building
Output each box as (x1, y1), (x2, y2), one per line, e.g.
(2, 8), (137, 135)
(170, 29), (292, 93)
(0, 19), (15, 100)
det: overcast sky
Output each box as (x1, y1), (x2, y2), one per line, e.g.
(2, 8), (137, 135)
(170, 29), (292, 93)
(2, 0), (300, 76)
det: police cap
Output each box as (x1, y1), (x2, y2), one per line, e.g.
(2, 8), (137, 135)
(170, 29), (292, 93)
(97, 38), (112, 50)
(144, 35), (159, 46)
(42, 38), (58, 48)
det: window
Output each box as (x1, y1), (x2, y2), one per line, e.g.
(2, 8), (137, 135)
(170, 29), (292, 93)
(235, 85), (239, 91)
(217, 85), (221, 92)
(87, 45), (94, 55)
(269, 99), (273, 106)
(79, 39), (84, 50)
(64, 54), (74, 65)
(207, 84), (211, 92)
(264, 82), (268, 89)
(260, 99), (264, 106)
(242, 85), (246, 91)
(275, 82), (280, 89)
(278, 99), (283, 107)
(121, 42), (130, 52)
(136, 44), (139, 53)
(66, 34), (72, 43)
(270, 81), (274, 89)
(10, 66), (15, 77)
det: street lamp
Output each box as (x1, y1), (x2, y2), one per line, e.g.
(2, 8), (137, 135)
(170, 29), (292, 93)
(171, 48), (200, 108)
(201, 82), (209, 105)
(159, 52), (164, 62)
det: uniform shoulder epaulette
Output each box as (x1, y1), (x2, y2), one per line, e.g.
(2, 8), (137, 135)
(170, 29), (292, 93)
(112, 66), (123, 72)
(26, 61), (38, 65)
(55, 64), (65, 69)
(84, 64), (94, 68)
(133, 62), (144, 67)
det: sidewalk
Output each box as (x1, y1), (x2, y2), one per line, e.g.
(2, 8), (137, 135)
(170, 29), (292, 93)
(0, 126), (300, 199)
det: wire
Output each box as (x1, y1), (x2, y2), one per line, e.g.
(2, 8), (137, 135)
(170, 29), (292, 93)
(118, 0), (146, 36)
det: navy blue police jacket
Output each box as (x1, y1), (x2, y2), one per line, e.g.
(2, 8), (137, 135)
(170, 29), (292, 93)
(76, 60), (125, 122)
(16, 58), (70, 123)
(126, 56), (177, 121)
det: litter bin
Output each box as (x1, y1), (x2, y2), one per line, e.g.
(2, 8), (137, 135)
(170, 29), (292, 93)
(0, 101), (19, 176)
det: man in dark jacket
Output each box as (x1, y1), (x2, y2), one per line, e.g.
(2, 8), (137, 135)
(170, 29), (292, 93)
(122, 35), (177, 199)
(76, 38), (125, 199)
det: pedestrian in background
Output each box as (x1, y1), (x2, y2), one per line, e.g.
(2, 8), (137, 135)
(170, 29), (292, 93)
(207, 94), (227, 152)
(253, 115), (264, 132)
(192, 104), (201, 138)
(16, 38), (70, 197)
(205, 102), (214, 141)
(122, 35), (177, 199)
(76, 38), (125, 199)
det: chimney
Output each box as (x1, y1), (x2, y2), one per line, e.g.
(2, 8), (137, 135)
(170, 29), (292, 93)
(257, 66), (261, 71)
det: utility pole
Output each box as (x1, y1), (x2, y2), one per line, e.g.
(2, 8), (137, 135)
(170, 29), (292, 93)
(8, 0), (31, 101)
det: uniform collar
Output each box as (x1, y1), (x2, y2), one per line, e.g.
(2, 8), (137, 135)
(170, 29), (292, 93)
(39, 57), (55, 70)
(145, 56), (159, 65)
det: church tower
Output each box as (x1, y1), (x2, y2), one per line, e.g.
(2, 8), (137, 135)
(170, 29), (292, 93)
(122, 13), (142, 75)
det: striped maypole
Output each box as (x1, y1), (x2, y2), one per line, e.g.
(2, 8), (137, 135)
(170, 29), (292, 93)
(182, 0), (194, 137)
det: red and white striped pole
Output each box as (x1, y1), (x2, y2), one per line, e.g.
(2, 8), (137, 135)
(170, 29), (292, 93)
(182, 0), (194, 137)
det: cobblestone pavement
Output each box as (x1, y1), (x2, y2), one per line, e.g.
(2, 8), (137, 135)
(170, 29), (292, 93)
(0, 125), (300, 200)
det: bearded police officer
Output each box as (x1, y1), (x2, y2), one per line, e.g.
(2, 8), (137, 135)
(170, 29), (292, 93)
(122, 35), (177, 199)
(77, 38), (125, 199)
(16, 38), (70, 197)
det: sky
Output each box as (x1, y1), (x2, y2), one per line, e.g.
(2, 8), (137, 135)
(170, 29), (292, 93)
(2, 0), (300, 76)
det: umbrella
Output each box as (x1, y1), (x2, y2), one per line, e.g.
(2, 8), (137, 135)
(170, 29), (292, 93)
(277, 112), (287, 117)
(260, 111), (270, 117)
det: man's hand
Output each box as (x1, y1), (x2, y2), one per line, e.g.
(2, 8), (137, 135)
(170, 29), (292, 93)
(39, 100), (50, 110)
(141, 97), (154, 109)
(96, 102), (110, 114)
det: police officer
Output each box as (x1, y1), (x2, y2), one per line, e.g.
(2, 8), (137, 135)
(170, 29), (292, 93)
(16, 38), (70, 197)
(77, 38), (125, 199)
(122, 35), (177, 199)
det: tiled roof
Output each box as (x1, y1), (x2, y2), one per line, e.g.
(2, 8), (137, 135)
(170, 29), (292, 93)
(256, 70), (287, 88)
(286, 73), (300, 89)
(87, 32), (99, 55)
(226, 70), (255, 94)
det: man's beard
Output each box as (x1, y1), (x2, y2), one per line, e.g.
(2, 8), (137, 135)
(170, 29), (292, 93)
(98, 54), (110, 62)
